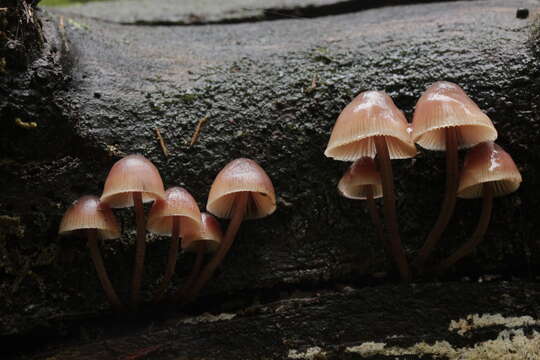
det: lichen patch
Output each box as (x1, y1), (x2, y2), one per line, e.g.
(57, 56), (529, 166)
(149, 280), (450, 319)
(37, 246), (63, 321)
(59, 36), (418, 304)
(449, 313), (539, 336)
(181, 312), (236, 324)
(345, 314), (540, 359)
(288, 346), (326, 359)
(346, 330), (540, 359)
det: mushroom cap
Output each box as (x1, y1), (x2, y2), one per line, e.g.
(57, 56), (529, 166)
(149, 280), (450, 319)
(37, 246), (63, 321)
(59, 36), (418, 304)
(412, 81), (497, 151)
(458, 142), (522, 199)
(182, 213), (222, 253)
(338, 157), (383, 200)
(59, 195), (120, 240)
(100, 154), (166, 208)
(147, 187), (202, 237)
(324, 91), (417, 161)
(207, 158), (276, 219)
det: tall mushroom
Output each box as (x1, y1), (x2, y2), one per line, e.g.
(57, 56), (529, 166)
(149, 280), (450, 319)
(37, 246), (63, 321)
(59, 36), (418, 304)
(325, 91), (417, 281)
(438, 142), (521, 272)
(411, 81), (497, 270)
(172, 212), (222, 303)
(184, 158), (276, 302)
(100, 154), (165, 309)
(338, 157), (388, 257)
(59, 196), (125, 312)
(146, 187), (202, 303)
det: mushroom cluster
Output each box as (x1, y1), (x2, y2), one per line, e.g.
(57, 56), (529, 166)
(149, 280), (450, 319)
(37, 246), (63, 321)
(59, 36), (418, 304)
(59, 81), (521, 311)
(59, 156), (276, 312)
(325, 81), (521, 280)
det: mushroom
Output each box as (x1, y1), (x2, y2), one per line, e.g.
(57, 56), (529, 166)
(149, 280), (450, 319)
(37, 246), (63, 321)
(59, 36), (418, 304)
(184, 158), (276, 302)
(172, 212), (222, 303)
(100, 154), (165, 308)
(411, 81), (497, 270)
(325, 91), (417, 281)
(437, 142), (521, 272)
(59, 196), (125, 312)
(146, 187), (202, 303)
(338, 157), (388, 257)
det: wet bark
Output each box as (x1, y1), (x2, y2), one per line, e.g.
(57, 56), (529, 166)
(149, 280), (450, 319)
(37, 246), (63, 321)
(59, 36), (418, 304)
(1, 0), (540, 357)
(29, 280), (540, 360)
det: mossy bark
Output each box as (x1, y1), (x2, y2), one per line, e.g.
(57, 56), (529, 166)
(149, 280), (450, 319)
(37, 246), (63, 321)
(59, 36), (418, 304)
(1, 0), (540, 356)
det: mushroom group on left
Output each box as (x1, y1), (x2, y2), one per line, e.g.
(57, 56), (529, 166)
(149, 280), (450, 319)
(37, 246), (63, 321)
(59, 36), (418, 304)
(184, 158), (276, 302)
(100, 154), (165, 309)
(146, 187), (202, 303)
(172, 212), (222, 303)
(59, 196), (126, 312)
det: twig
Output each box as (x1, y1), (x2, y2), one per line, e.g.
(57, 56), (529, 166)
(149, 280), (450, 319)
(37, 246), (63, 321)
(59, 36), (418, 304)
(304, 74), (318, 94)
(190, 116), (208, 147)
(155, 128), (169, 157)
(58, 16), (70, 52)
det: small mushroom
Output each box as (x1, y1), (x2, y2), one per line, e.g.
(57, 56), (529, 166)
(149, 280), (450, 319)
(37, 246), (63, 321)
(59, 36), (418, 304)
(146, 187), (202, 303)
(59, 196), (125, 312)
(100, 154), (165, 309)
(411, 81), (497, 270)
(172, 212), (222, 303)
(338, 157), (388, 257)
(437, 142), (521, 272)
(185, 158), (276, 302)
(325, 91), (417, 281)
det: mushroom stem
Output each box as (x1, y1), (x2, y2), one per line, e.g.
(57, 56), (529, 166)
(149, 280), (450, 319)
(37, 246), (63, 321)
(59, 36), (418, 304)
(437, 182), (494, 272)
(153, 216), (180, 303)
(86, 229), (126, 313)
(414, 127), (458, 271)
(131, 192), (146, 309)
(365, 185), (390, 259)
(184, 192), (249, 302)
(172, 241), (207, 303)
(374, 136), (411, 282)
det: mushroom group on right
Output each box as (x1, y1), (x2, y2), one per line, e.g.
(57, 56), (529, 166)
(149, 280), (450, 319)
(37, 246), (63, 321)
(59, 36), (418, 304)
(325, 82), (522, 281)
(411, 81), (498, 271)
(325, 91), (417, 282)
(338, 158), (387, 258)
(437, 142), (522, 272)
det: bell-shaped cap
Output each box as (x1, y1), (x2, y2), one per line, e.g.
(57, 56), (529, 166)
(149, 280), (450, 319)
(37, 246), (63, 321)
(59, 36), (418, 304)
(59, 195), (120, 239)
(182, 213), (222, 253)
(147, 187), (202, 237)
(207, 158), (276, 219)
(338, 157), (383, 200)
(458, 142), (522, 199)
(324, 91), (417, 161)
(100, 154), (166, 208)
(412, 81), (497, 151)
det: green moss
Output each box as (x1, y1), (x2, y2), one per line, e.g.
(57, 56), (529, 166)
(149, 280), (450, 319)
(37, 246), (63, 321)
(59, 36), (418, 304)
(0, 215), (24, 239)
(40, 0), (107, 7)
